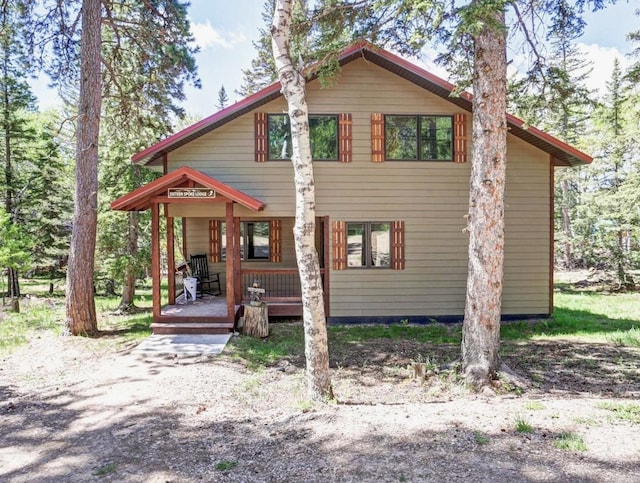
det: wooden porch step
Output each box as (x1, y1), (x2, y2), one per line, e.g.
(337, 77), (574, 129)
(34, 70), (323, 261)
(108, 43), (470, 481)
(151, 322), (234, 335)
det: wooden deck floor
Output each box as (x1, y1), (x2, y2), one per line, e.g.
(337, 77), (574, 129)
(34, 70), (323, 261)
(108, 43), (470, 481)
(161, 293), (229, 318)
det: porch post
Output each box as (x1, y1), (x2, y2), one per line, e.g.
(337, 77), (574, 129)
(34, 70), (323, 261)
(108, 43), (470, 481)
(225, 202), (235, 321)
(151, 203), (161, 320)
(233, 216), (242, 305)
(166, 207), (176, 305)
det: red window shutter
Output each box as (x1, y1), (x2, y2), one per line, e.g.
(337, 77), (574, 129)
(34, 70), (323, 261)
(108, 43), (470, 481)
(255, 112), (267, 162)
(453, 113), (467, 163)
(269, 219), (282, 263)
(332, 220), (347, 270)
(338, 113), (352, 163)
(371, 113), (385, 162)
(209, 219), (221, 263)
(391, 221), (405, 270)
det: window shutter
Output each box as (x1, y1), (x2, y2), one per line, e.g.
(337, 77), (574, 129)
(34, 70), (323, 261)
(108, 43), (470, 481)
(332, 220), (347, 270)
(391, 221), (405, 270)
(209, 219), (221, 263)
(269, 219), (282, 263)
(453, 113), (467, 163)
(255, 112), (267, 162)
(338, 113), (352, 163)
(371, 113), (385, 162)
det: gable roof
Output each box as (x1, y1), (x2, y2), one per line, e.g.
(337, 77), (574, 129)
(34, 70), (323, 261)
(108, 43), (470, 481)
(111, 166), (266, 212)
(132, 43), (592, 168)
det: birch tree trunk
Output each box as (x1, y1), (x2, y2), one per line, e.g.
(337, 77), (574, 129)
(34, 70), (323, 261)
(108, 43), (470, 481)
(65, 0), (102, 335)
(461, 5), (508, 389)
(271, 0), (334, 401)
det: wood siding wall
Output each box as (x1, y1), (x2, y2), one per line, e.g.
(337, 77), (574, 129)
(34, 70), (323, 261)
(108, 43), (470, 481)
(167, 59), (550, 317)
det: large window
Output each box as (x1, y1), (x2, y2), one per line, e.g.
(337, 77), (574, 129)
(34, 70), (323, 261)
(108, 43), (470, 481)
(221, 221), (270, 260)
(385, 115), (453, 161)
(347, 222), (391, 268)
(268, 113), (338, 160)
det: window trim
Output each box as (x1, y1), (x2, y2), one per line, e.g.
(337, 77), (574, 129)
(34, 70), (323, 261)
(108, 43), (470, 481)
(384, 114), (454, 162)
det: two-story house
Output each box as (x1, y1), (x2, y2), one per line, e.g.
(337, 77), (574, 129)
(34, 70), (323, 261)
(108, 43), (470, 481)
(112, 43), (591, 335)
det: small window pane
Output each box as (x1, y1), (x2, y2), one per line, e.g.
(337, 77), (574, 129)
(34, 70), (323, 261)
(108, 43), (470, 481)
(370, 223), (391, 267)
(309, 115), (338, 160)
(420, 116), (453, 160)
(247, 222), (269, 259)
(268, 114), (291, 159)
(347, 223), (365, 267)
(385, 115), (417, 160)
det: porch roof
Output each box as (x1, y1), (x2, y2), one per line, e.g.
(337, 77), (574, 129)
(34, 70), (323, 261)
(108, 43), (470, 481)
(131, 42), (592, 168)
(111, 166), (266, 212)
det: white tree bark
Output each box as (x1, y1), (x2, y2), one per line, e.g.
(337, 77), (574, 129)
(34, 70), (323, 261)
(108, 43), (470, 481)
(461, 5), (508, 389)
(271, 0), (334, 401)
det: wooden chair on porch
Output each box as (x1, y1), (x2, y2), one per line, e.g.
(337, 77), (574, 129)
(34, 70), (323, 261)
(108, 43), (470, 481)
(189, 254), (222, 296)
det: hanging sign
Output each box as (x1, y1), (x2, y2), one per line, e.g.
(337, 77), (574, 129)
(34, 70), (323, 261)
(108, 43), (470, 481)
(168, 188), (216, 198)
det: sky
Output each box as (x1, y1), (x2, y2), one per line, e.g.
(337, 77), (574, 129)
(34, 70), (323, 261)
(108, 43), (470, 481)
(33, 1), (639, 118)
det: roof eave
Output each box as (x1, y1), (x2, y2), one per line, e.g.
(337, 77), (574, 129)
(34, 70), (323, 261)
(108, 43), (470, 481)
(132, 42), (592, 168)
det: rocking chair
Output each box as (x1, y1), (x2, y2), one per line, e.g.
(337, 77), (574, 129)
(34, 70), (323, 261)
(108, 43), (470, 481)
(189, 254), (222, 296)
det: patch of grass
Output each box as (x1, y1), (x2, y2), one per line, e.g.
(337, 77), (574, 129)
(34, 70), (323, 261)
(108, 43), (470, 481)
(473, 431), (489, 445)
(514, 415), (533, 434)
(501, 291), (640, 344)
(329, 323), (461, 344)
(553, 432), (587, 451)
(92, 462), (117, 476)
(606, 327), (640, 347)
(0, 301), (62, 352)
(215, 460), (238, 471)
(573, 416), (599, 426)
(523, 400), (544, 411)
(100, 312), (153, 344)
(297, 399), (313, 412)
(230, 324), (304, 369)
(597, 402), (640, 423)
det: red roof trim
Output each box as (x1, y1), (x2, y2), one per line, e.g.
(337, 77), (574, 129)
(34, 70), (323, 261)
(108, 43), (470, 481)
(131, 82), (283, 165)
(111, 166), (266, 212)
(132, 42), (591, 167)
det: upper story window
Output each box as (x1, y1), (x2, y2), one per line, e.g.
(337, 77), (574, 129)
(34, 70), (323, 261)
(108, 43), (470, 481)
(268, 113), (338, 161)
(385, 115), (453, 161)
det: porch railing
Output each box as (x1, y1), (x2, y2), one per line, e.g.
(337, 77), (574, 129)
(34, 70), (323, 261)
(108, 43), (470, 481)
(240, 268), (325, 301)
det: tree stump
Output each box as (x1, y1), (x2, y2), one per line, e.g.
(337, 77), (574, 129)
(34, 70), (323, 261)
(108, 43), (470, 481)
(244, 302), (269, 337)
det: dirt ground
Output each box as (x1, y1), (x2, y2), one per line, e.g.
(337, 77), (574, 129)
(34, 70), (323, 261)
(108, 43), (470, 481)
(1, 316), (639, 483)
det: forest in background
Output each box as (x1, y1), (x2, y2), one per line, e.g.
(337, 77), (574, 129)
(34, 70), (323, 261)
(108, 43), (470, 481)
(1, 1), (639, 307)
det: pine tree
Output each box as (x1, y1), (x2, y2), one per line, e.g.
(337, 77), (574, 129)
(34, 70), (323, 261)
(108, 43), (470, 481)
(507, 1), (596, 271)
(216, 85), (229, 110)
(579, 60), (638, 287)
(20, 110), (73, 289)
(31, 0), (200, 334)
(0, 0), (39, 298)
(238, 0), (279, 97)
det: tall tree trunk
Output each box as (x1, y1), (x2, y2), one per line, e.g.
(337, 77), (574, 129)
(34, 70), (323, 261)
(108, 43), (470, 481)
(2, 42), (19, 299)
(118, 210), (139, 311)
(7, 268), (19, 298)
(65, 0), (102, 335)
(271, 0), (334, 402)
(461, 5), (508, 389)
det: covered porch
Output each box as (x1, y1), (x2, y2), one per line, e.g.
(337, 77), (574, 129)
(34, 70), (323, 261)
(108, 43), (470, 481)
(111, 167), (329, 334)
(111, 166), (264, 334)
